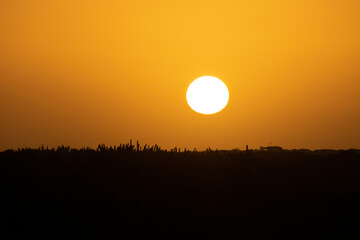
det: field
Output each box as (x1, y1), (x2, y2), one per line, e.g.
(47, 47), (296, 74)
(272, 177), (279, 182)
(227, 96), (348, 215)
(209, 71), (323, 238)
(1, 143), (360, 238)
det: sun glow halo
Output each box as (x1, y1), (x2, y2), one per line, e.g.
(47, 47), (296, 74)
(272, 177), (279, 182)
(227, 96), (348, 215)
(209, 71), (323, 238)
(186, 76), (229, 115)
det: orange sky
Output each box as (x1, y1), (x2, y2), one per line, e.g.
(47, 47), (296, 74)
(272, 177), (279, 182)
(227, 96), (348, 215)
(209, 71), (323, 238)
(1, 1), (360, 150)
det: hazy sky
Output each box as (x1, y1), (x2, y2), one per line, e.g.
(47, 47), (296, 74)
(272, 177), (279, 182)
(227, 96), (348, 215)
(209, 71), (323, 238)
(1, 1), (360, 150)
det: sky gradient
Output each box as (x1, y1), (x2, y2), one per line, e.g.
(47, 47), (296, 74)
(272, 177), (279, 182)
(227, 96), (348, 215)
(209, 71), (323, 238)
(1, 1), (360, 150)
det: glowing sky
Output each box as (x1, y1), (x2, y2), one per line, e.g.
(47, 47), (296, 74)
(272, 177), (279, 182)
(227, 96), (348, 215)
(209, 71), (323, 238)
(1, 1), (360, 150)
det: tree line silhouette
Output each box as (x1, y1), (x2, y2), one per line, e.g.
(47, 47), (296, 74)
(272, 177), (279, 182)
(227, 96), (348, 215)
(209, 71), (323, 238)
(1, 141), (360, 238)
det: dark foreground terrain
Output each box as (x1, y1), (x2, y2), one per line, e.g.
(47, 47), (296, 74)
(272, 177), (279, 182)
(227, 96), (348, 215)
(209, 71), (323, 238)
(1, 144), (360, 239)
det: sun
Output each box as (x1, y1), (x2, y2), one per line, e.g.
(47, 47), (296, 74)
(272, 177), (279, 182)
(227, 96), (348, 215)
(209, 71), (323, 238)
(186, 76), (229, 115)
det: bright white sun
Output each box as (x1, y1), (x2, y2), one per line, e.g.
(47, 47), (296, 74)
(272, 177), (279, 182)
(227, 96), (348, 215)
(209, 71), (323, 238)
(186, 76), (229, 115)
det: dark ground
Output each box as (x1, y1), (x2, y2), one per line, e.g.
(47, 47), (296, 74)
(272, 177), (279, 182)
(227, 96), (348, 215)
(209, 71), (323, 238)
(1, 145), (360, 239)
